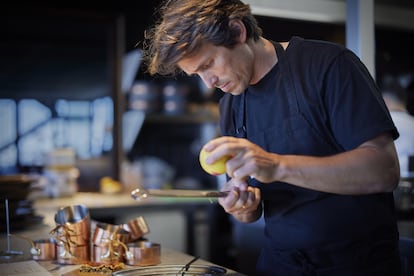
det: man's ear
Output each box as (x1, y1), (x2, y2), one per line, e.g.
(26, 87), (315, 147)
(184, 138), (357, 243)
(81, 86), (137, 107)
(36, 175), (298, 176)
(229, 19), (247, 43)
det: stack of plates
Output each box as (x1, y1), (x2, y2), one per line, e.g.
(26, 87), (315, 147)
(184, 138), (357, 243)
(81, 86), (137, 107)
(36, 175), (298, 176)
(0, 175), (43, 232)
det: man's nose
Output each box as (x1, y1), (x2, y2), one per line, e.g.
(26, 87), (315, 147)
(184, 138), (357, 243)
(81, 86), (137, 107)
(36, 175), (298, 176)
(199, 72), (217, 89)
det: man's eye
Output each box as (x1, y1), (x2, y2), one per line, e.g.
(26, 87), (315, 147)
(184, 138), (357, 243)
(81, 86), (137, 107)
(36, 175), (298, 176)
(202, 60), (212, 70)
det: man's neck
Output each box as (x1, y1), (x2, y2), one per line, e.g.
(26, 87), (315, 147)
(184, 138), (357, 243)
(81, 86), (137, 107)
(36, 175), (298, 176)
(250, 37), (278, 85)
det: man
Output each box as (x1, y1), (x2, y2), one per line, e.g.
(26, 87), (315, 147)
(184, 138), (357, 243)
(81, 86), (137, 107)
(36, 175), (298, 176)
(143, 0), (401, 275)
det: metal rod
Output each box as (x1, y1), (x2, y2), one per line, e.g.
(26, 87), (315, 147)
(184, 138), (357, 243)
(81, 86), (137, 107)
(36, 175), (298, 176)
(184, 255), (200, 270)
(1, 198), (23, 258)
(131, 188), (229, 201)
(180, 255), (200, 275)
(5, 198), (10, 252)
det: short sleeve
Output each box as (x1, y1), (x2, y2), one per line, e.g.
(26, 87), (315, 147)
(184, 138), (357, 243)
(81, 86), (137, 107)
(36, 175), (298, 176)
(323, 50), (398, 150)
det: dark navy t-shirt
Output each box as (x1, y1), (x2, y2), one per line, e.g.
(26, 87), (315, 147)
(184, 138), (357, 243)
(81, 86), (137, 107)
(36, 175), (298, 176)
(219, 36), (399, 250)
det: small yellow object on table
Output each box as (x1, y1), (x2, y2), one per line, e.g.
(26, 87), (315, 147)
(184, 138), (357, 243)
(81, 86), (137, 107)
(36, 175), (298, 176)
(99, 176), (122, 194)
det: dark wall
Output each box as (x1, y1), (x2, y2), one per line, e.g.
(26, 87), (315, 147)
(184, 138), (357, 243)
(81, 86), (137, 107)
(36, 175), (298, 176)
(2, 3), (412, 102)
(0, 2), (162, 102)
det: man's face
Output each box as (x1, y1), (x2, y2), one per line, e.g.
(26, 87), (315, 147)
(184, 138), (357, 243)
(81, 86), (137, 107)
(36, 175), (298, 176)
(178, 42), (254, 95)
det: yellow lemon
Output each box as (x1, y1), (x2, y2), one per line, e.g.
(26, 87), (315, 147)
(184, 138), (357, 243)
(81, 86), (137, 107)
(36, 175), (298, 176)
(199, 148), (229, 175)
(100, 176), (122, 194)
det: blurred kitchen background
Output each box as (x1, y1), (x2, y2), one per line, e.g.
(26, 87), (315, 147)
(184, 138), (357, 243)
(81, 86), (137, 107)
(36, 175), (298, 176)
(1, 1), (414, 274)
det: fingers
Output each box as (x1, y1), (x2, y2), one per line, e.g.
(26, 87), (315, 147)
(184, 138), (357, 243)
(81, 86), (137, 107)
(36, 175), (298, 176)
(203, 136), (236, 151)
(220, 178), (248, 193)
(218, 183), (260, 214)
(232, 178), (249, 191)
(202, 137), (241, 163)
(241, 186), (261, 212)
(202, 137), (263, 180)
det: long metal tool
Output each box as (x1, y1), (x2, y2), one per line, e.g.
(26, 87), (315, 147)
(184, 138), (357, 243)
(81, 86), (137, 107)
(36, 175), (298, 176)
(131, 188), (229, 201)
(0, 198), (23, 259)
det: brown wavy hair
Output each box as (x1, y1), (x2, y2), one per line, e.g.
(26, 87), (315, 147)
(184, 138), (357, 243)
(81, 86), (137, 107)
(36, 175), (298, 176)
(143, 0), (262, 76)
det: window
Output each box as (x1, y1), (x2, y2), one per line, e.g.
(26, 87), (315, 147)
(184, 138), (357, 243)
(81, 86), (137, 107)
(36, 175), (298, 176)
(0, 97), (113, 174)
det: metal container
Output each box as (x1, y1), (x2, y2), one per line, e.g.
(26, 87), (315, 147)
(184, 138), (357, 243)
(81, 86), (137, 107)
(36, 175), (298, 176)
(92, 222), (121, 245)
(126, 241), (161, 266)
(54, 204), (90, 224)
(92, 223), (131, 263)
(56, 242), (90, 264)
(93, 243), (126, 264)
(121, 216), (150, 241)
(54, 204), (90, 246)
(11, 235), (57, 261)
(32, 238), (57, 261)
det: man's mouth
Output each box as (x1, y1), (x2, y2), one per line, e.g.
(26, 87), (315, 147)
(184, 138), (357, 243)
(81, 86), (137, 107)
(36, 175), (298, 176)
(219, 82), (230, 92)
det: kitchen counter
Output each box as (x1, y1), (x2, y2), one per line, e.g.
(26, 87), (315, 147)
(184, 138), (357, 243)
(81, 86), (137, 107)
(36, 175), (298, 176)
(0, 248), (242, 275)
(0, 193), (242, 275)
(1, 192), (242, 274)
(0, 248), (243, 275)
(30, 192), (221, 257)
(33, 192), (217, 227)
